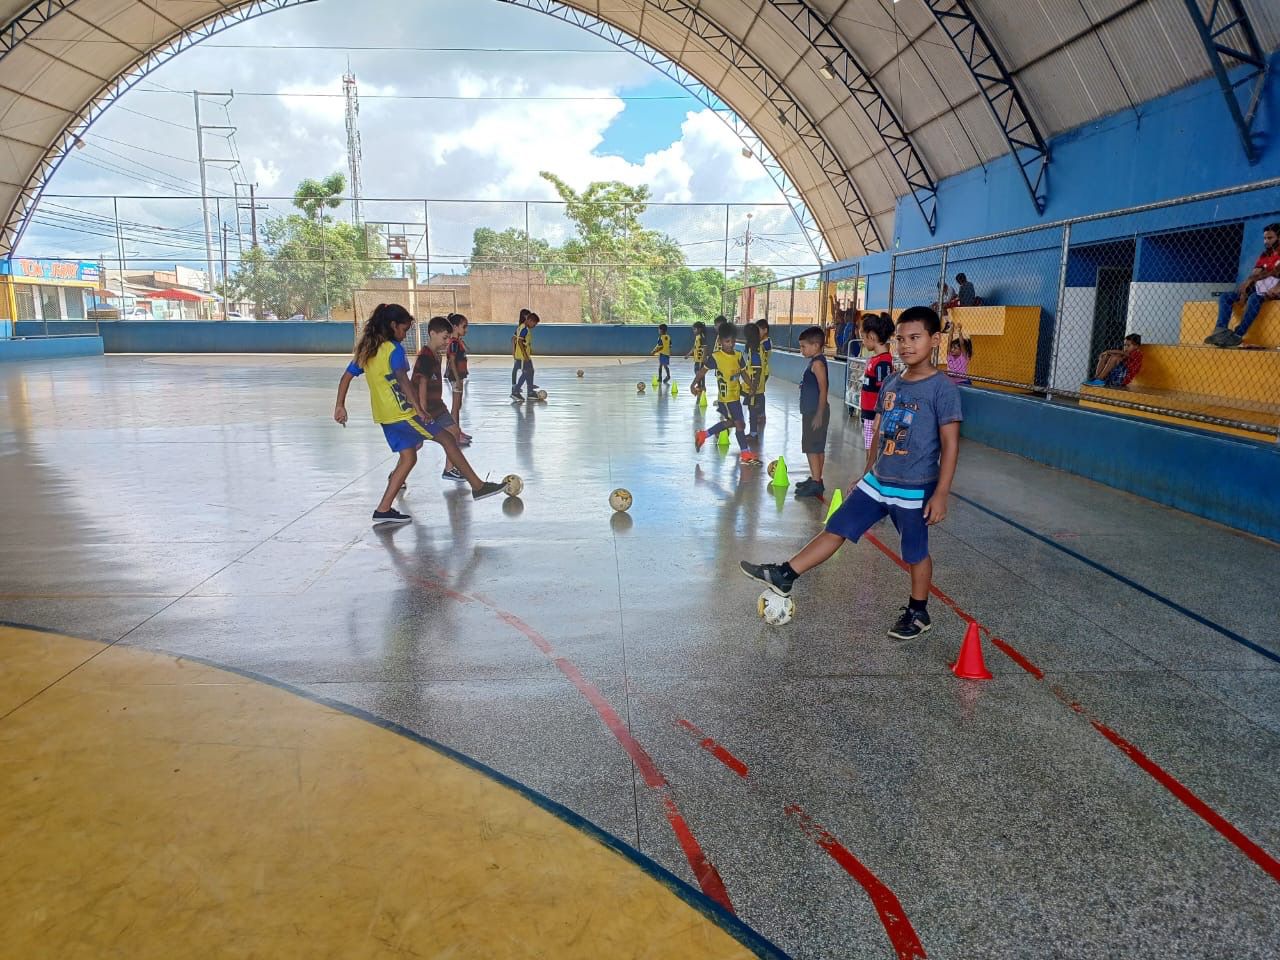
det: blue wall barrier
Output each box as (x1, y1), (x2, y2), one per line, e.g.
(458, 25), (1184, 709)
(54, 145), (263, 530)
(767, 349), (1279, 542)
(0, 336), (103, 362)
(20, 321), (693, 356)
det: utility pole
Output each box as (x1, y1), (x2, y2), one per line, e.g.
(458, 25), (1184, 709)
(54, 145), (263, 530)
(192, 90), (237, 301)
(343, 66), (364, 225)
(741, 212), (754, 319)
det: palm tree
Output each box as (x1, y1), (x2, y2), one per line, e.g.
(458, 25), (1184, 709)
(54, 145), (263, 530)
(292, 172), (347, 221)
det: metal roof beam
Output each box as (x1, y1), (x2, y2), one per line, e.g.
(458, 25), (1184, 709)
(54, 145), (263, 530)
(921, 0), (1049, 214)
(1182, 0), (1268, 164)
(769, 1), (937, 234)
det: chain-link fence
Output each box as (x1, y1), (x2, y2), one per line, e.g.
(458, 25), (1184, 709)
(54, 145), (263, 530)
(11, 196), (818, 330)
(728, 178), (1280, 441)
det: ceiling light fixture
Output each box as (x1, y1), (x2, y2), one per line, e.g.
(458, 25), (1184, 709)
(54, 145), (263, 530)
(818, 61), (835, 80)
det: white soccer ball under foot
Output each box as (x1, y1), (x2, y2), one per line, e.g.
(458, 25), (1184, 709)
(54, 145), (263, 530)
(503, 474), (523, 497)
(609, 488), (633, 513)
(757, 590), (795, 625)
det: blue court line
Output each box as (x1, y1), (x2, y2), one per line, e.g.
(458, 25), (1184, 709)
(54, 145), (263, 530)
(0, 621), (791, 960)
(950, 493), (1280, 667)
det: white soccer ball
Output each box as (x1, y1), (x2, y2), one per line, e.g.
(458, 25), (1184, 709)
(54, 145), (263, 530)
(636, 381), (646, 393)
(503, 474), (523, 497)
(609, 488), (633, 512)
(535, 389), (548, 401)
(757, 590), (795, 625)
(576, 369), (584, 378)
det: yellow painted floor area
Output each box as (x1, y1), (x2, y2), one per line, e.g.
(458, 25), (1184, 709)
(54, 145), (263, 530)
(0, 626), (757, 959)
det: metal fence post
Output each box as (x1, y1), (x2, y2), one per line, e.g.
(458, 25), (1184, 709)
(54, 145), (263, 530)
(788, 277), (797, 349)
(937, 243), (949, 313)
(888, 254), (898, 314)
(1047, 222), (1072, 399)
(424, 201), (431, 286)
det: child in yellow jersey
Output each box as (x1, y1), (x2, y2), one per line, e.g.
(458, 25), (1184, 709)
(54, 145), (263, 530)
(512, 311), (540, 401)
(335, 304), (506, 524)
(692, 320), (760, 464)
(511, 308), (529, 396)
(756, 318), (772, 432)
(685, 320), (709, 393)
(651, 323), (672, 384)
(742, 321), (765, 442)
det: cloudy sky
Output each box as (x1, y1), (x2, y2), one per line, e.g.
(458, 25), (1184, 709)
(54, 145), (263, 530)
(22, 0), (818, 274)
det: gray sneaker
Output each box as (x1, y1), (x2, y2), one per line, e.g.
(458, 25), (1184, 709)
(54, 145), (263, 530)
(1215, 330), (1244, 348)
(1204, 329), (1228, 345)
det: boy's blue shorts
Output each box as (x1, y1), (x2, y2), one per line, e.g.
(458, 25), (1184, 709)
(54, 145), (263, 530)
(659, 354), (670, 366)
(1104, 365), (1127, 387)
(825, 474), (937, 565)
(382, 415), (449, 452)
(716, 399), (744, 424)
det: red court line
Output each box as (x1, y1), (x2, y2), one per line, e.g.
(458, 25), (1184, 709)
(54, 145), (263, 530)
(785, 804), (928, 960)
(676, 718), (749, 778)
(410, 577), (734, 911)
(674, 719), (927, 957)
(860, 530), (1280, 887)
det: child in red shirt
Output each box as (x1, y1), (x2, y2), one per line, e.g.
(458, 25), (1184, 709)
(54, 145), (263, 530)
(1086, 333), (1143, 388)
(859, 312), (896, 469)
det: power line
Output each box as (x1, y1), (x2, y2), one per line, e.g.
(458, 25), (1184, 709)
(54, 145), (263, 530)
(134, 88), (696, 102)
(115, 105), (194, 131)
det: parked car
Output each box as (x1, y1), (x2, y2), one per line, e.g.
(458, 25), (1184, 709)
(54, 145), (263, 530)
(125, 308), (154, 321)
(227, 311), (244, 320)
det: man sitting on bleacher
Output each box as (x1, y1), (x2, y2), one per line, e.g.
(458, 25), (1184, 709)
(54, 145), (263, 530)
(1205, 223), (1280, 348)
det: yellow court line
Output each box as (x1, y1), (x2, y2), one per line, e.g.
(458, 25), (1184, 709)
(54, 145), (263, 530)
(0, 626), (770, 959)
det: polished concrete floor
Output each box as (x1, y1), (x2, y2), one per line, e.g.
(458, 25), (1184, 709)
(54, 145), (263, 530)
(1, 353), (1278, 959)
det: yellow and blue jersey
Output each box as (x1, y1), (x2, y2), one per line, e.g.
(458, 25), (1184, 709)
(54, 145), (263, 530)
(654, 333), (671, 357)
(760, 336), (772, 391)
(513, 325), (533, 361)
(346, 341), (415, 425)
(743, 347), (763, 397)
(691, 330), (708, 363)
(709, 347), (746, 403)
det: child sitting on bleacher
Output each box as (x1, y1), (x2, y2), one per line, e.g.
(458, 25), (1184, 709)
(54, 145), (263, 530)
(1085, 334), (1143, 389)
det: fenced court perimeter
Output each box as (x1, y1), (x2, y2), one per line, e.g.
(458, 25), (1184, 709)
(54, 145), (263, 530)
(1, 352), (1277, 959)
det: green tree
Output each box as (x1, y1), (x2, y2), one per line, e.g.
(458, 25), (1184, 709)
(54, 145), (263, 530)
(470, 227), (559, 272)
(225, 176), (389, 318)
(540, 172), (682, 323)
(654, 266), (727, 325)
(293, 172), (347, 221)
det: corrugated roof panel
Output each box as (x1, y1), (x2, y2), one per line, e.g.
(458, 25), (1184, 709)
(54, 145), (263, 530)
(1097, 0), (1210, 103)
(1018, 34), (1133, 134)
(972, 0), (1099, 69)
(1244, 0), (1280, 46)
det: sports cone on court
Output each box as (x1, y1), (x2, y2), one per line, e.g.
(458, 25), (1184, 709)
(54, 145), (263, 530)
(671, 383), (678, 396)
(771, 456), (789, 489)
(652, 376), (659, 387)
(717, 429), (730, 449)
(951, 621), (993, 680)
(698, 390), (708, 408)
(823, 487), (843, 521)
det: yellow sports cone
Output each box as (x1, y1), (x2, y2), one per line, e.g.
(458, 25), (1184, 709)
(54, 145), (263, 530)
(671, 382), (678, 396)
(824, 487), (843, 522)
(717, 428), (730, 448)
(771, 455), (789, 489)
(698, 390), (708, 408)
(652, 375), (659, 387)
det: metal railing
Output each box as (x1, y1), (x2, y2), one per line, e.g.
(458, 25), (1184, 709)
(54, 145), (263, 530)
(729, 177), (1280, 440)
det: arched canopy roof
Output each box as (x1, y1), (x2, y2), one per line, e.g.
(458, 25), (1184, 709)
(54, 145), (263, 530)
(1, 0), (1277, 260)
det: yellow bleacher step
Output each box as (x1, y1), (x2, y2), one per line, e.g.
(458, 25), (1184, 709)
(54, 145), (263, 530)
(1131, 344), (1280, 405)
(1079, 384), (1279, 442)
(1180, 300), (1280, 348)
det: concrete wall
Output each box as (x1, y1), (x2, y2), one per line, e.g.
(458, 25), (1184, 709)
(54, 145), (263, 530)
(19, 321), (695, 356)
(0, 336), (103, 361)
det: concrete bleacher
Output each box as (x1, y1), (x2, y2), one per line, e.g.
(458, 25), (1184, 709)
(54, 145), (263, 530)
(945, 305), (1042, 392)
(1079, 300), (1280, 441)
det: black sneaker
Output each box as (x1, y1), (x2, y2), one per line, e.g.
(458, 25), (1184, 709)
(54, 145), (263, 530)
(510, 391), (524, 402)
(472, 480), (505, 501)
(1204, 329), (1228, 345)
(795, 478), (824, 499)
(739, 561), (794, 597)
(442, 466), (467, 482)
(888, 606), (932, 640)
(372, 508), (411, 525)
(1216, 330), (1244, 348)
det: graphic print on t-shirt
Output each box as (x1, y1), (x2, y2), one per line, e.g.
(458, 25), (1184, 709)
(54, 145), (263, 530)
(879, 389), (916, 458)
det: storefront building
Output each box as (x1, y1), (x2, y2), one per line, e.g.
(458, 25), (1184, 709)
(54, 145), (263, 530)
(0, 258), (101, 335)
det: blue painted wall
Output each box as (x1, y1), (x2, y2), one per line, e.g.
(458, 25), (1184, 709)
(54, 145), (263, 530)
(20, 321), (692, 356)
(887, 53), (1280, 251)
(0, 336), (103, 362)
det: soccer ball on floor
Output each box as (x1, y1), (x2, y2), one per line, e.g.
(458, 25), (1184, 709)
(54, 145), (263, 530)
(577, 369), (584, 377)
(757, 590), (795, 625)
(503, 474), (523, 497)
(636, 382), (646, 393)
(767, 459), (779, 478)
(535, 389), (548, 401)
(609, 488), (633, 512)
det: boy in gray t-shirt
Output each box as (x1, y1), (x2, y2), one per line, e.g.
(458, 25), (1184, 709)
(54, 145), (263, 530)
(741, 306), (963, 641)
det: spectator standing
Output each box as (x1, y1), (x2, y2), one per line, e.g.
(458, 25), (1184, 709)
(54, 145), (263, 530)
(956, 274), (977, 307)
(1206, 224), (1280, 348)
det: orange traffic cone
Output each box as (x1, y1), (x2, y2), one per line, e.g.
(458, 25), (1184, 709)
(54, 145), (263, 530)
(951, 621), (993, 680)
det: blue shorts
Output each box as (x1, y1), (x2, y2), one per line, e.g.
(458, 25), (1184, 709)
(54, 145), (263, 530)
(381, 415), (449, 452)
(659, 354), (670, 366)
(717, 399), (744, 424)
(825, 474), (937, 565)
(1105, 365), (1127, 388)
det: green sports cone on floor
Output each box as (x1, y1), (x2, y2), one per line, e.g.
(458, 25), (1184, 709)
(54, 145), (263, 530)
(698, 390), (708, 408)
(717, 428), (730, 448)
(824, 487), (843, 522)
(671, 382), (678, 396)
(771, 456), (789, 490)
